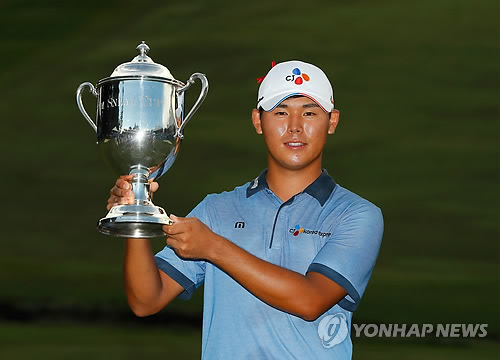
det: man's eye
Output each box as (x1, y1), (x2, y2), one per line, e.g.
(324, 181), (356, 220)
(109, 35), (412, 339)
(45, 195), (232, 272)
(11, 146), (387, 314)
(304, 112), (316, 116)
(275, 111), (287, 116)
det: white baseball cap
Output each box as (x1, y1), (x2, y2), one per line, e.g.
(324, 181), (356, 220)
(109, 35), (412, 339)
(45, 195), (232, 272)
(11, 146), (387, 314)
(256, 60), (334, 112)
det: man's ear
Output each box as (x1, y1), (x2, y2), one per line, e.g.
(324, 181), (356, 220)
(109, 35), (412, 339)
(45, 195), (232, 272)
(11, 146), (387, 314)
(252, 108), (263, 134)
(328, 109), (340, 134)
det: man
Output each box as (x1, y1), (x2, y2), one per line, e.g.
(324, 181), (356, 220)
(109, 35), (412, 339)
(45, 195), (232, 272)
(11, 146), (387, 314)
(108, 60), (383, 359)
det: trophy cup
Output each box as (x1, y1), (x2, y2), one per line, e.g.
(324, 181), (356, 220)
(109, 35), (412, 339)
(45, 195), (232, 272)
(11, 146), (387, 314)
(76, 41), (208, 238)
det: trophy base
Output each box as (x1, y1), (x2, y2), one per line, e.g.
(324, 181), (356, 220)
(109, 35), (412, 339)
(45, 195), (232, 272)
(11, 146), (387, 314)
(98, 204), (173, 238)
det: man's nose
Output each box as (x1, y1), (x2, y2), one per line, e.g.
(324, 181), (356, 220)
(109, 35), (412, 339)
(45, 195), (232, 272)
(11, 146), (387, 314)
(288, 114), (303, 133)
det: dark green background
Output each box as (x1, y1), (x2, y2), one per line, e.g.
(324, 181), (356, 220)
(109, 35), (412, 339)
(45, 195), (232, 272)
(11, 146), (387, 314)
(0, 0), (498, 358)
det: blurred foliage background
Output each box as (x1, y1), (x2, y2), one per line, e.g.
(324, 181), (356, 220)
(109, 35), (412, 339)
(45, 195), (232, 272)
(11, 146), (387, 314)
(0, 0), (498, 358)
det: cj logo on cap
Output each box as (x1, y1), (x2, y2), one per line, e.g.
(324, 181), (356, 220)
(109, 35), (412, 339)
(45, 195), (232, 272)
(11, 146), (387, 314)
(285, 68), (310, 85)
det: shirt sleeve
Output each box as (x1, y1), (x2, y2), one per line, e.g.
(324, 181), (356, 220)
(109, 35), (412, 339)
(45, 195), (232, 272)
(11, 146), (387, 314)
(154, 196), (212, 300)
(307, 201), (383, 312)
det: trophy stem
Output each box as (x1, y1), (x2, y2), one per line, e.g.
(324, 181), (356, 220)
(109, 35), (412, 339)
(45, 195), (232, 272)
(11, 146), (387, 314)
(97, 164), (172, 238)
(130, 166), (152, 205)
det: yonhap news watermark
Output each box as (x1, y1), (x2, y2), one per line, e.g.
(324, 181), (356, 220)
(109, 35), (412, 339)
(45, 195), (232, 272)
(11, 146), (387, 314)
(317, 313), (489, 348)
(351, 323), (488, 338)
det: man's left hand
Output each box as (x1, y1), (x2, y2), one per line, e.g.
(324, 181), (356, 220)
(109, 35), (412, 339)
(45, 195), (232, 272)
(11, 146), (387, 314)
(163, 216), (217, 260)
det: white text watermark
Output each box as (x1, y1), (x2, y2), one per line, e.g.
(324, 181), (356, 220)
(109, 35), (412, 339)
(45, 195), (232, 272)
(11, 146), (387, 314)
(352, 323), (488, 338)
(317, 313), (489, 348)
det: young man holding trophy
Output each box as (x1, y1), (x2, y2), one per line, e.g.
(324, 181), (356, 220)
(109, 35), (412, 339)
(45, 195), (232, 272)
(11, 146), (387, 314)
(108, 61), (383, 359)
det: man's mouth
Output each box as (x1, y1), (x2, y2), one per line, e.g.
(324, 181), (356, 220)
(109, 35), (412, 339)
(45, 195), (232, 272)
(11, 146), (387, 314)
(285, 141), (306, 148)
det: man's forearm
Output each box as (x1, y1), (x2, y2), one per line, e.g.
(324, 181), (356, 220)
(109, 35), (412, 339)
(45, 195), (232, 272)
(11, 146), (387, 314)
(123, 238), (164, 314)
(207, 234), (345, 321)
(163, 216), (347, 320)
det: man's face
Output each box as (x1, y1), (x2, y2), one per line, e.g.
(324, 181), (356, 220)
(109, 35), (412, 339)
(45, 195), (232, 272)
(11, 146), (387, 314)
(252, 96), (339, 172)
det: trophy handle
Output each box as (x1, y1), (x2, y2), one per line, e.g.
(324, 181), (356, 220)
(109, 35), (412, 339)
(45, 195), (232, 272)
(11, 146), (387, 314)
(176, 73), (209, 138)
(76, 82), (98, 133)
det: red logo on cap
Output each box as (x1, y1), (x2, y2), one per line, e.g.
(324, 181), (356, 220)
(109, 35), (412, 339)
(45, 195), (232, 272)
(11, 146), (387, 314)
(256, 61), (277, 84)
(285, 68), (310, 85)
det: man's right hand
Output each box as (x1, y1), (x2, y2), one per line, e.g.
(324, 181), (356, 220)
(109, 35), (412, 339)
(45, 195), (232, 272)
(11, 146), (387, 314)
(106, 175), (159, 211)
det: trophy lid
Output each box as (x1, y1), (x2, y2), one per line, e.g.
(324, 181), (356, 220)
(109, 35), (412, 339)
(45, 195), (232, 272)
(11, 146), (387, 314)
(110, 41), (174, 79)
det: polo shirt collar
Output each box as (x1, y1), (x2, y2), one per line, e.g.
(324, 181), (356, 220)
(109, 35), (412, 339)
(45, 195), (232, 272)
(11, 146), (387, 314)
(246, 169), (269, 197)
(246, 169), (336, 206)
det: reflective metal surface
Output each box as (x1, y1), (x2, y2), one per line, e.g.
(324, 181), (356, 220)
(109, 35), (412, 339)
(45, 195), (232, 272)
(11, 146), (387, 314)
(96, 77), (182, 177)
(76, 82), (98, 132)
(76, 41), (208, 238)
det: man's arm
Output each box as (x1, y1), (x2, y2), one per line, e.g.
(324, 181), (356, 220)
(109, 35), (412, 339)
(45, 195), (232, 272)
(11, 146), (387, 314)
(164, 216), (347, 321)
(109, 176), (183, 317)
(123, 238), (184, 316)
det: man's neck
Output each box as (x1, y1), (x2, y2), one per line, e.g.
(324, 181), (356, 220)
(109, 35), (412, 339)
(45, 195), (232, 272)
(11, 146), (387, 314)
(265, 163), (323, 203)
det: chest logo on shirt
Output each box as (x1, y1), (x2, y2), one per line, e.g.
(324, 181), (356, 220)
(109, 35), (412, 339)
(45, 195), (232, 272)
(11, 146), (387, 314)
(234, 221), (245, 229)
(289, 224), (331, 238)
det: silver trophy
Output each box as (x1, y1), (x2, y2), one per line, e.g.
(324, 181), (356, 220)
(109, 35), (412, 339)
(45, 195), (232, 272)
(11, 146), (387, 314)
(76, 41), (208, 238)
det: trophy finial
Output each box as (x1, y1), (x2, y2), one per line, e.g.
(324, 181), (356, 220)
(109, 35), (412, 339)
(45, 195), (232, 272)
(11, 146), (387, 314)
(136, 41), (150, 61)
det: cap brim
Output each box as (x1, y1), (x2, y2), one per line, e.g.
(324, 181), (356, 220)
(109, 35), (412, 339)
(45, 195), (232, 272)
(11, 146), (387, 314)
(258, 92), (333, 112)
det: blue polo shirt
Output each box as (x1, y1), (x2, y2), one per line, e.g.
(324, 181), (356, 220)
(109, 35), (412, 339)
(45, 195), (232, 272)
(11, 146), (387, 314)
(155, 170), (383, 359)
